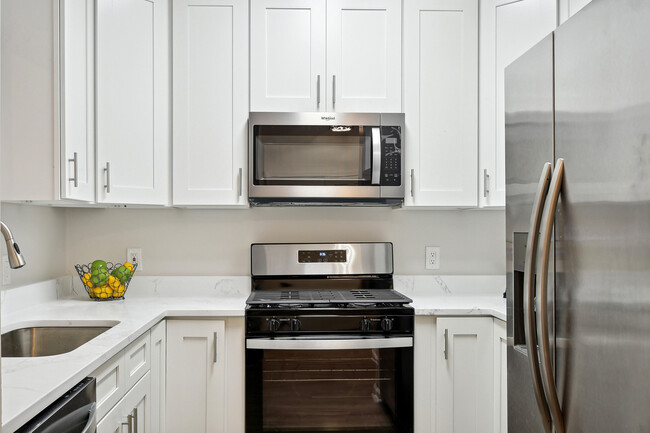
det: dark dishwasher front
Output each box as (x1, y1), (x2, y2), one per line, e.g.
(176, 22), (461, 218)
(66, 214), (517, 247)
(16, 377), (96, 433)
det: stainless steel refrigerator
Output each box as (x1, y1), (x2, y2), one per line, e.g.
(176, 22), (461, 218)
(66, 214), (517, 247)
(505, 1), (650, 432)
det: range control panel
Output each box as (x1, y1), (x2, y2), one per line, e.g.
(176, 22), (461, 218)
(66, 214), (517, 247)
(298, 249), (347, 263)
(381, 126), (401, 186)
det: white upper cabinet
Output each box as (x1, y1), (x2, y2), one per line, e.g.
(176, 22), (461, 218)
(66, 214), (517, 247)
(326, 0), (402, 112)
(478, 0), (556, 207)
(250, 0), (401, 113)
(1, 0), (95, 203)
(96, 0), (170, 205)
(559, 0), (593, 24)
(172, 0), (248, 206)
(404, 0), (479, 208)
(250, 0), (326, 112)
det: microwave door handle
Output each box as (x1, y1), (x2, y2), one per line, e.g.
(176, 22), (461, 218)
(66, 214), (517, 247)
(536, 158), (565, 433)
(524, 162), (553, 433)
(371, 127), (381, 185)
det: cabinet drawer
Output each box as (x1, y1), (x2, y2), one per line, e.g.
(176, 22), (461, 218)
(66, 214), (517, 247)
(93, 330), (151, 420)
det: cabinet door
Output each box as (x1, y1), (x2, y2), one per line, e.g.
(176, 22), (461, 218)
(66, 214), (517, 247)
(493, 319), (507, 433)
(436, 317), (493, 433)
(250, 0), (326, 112)
(166, 320), (226, 433)
(96, 0), (170, 205)
(404, 0), (478, 207)
(172, 0), (248, 206)
(478, 0), (556, 207)
(97, 372), (151, 433)
(150, 321), (166, 433)
(326, 0), (401, 112)
(60, 0), (95, 202)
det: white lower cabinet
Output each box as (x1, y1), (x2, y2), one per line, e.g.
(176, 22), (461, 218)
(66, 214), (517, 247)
(493, 319), (507, 433)
(415, 316), (506, 433)
(97, 372), (152, 433)
(166, 318), (245, 433)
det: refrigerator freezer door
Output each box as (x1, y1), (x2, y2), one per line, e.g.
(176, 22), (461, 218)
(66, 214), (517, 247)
(554, 1), (650, 432)
(505, 34), (555, 433)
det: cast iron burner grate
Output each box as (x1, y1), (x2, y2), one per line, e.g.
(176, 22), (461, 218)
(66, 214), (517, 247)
(246, 289), (412, 305)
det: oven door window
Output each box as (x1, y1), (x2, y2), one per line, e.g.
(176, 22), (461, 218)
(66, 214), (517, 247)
(253, 125), (374, 186)
(246, 347), (413, 433)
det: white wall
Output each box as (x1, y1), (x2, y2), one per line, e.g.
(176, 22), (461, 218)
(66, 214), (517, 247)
(0, 203), (67, 288)
(64, 207), (505, 276)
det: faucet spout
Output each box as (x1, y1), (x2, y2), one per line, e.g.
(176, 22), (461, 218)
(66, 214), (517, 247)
(0, 221), (26, 269)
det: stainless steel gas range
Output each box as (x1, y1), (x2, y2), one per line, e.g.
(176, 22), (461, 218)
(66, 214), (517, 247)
(245, 243), (414, 433)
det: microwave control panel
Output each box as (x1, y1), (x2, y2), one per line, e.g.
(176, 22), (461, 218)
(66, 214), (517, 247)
(381, 126), (402, 186)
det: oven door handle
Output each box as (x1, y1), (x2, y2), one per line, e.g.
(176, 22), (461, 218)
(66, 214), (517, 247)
(371, 127), (381, 185)
(246, 336), (413, 350)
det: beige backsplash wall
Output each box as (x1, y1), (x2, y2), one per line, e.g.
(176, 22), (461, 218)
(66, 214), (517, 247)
(0, 203), (67, 289)
(64, 206), (505, 276)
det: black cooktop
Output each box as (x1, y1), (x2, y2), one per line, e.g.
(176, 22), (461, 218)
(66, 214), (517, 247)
(246, 289), (412, 306)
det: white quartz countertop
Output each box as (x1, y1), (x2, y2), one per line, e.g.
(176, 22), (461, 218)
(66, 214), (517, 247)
(1, 275), (505, 433)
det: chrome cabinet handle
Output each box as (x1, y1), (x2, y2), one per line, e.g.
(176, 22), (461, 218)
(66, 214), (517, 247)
(214, 331), (218, 363)
(68, 152), (79, 187)
(133, 408), (138, 433)
(332, 75), (336, 108)
(410, 169), (414, 198)
(122, 413), (133, 433)
(483, 169), (490, 198)
(237, 167), (243, 198)
(524, 162), (553, 433)
(536, 159), (565, 433)
(317, 75), (321, 108)
(443, 328), (449, 360)
(104, 162), (111, 193)
(371, 128), (381, 185)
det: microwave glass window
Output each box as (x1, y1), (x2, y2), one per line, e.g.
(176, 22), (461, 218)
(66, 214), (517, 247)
(254, 125), (372, 185)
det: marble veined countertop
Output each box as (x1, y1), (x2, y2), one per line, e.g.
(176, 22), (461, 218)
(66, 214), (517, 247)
(1, 275), (505, 433)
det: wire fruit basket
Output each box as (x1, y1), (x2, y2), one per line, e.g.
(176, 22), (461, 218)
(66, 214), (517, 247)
(74, 261), (138, 300)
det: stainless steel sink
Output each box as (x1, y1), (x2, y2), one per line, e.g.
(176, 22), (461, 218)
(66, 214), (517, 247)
(1, 321), (119, 357)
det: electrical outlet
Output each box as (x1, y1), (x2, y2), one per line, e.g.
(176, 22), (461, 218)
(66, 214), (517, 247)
(425, 246), (440, 270)
(127, 248), (143, 271)
(2, 255), (10, 285)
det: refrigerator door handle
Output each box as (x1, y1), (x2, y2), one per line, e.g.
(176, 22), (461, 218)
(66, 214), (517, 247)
(536, 158), (566, 433)
(524, 162), (554, 433)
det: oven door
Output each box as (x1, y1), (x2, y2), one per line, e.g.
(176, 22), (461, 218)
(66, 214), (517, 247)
(245, 336), (414, 433)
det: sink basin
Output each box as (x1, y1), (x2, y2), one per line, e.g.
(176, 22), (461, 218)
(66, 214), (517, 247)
(1, 321), (119, 357)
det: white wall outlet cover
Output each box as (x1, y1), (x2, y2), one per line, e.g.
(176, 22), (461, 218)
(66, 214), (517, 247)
(127, 248), (143, 271)
(425, 246), (440, 270)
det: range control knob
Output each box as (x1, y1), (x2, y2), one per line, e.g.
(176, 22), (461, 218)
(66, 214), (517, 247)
(290, 318), (301, 331)
(381, 317), (394, 332)
(360, 318), (372, 332)
(269, 318), (281, 332)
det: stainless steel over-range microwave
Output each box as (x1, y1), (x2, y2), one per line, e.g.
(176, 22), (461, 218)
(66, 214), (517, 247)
(248, 112), (405, 206)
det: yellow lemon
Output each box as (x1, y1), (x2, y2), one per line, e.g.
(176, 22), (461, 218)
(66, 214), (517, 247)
(99, 292), (109, 299)
(123, 262), (134, 272)
(105, 287), (113, 296)
(93, 287), (102, 295)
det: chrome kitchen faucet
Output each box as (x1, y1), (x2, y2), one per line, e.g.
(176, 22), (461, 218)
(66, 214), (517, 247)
(0, 221), (25, 269)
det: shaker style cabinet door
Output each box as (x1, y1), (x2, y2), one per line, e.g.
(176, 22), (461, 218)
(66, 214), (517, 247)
(1, 0), (95, 203)
(326, 0), (402, 112)
(250, 0), (326, 112)
(436, 317), (494, 433)
(172, 0), (248, 206)
(60, 0), (96, 202)
(404, 0), (478, 207)
(96, 372), (152, 433)
(478, 0), (556, 207)
(96, 0), (170, 205)
(166, 320), (227, 433)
